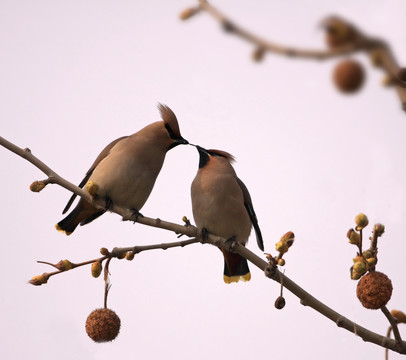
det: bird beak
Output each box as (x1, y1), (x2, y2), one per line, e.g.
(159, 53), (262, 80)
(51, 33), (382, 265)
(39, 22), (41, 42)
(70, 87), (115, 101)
(189, 144), (205, 151)
(179, 137), (189, 145)
(168, 137), (189, 150)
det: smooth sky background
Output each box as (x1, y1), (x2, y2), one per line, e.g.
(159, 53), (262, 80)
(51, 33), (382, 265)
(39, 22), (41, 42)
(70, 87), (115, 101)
(1, 1), (406, 359)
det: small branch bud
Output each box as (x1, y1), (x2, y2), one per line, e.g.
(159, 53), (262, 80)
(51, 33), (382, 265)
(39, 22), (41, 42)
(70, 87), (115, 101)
(275, 240), (289, 254)
(277, 258), (286, 266)
(276, 231), (295, 256)
(347, 228), (360, 246)
(91, 261), (102, 278)
(29, 273), (49, 286)
(355, 213), (369, 231)
(182, 216), (191, 226)
(321, 16), (357, 49)
(252, 47), (265, 62)
(100, 248), (109, 256)
(391, 310), (406, 323)
(366, 257), (377, 267)
(30, 180), (46, 192)
(125, 252), (134, 261)
(374, 223), (385, 237)
(55, 259), (73, 271)
(281, 231), (295, 247)
(179, 7), (200, 21)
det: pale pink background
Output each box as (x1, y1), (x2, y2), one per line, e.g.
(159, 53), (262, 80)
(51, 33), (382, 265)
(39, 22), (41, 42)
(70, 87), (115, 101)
(1, 1), (405, 359)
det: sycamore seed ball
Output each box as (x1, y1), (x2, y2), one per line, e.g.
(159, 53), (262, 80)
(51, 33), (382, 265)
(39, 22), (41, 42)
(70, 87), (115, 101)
(356, 271), (393, 309)
(333, 59), (365, 94)
(86, 308), (121, 342)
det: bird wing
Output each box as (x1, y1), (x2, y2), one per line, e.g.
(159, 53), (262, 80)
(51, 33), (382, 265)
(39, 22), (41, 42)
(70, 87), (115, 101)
(235, 176), (264, 251)
(62, 136), (128, 214)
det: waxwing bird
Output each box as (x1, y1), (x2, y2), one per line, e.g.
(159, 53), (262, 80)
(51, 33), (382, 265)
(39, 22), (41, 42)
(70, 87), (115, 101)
(191, 146), (264, 284)
(56, 104), (188, 235)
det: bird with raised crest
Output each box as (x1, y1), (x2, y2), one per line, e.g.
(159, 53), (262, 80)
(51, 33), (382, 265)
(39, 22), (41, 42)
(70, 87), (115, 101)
(191, 146), (264, 283)
(56, 104), (188, 235)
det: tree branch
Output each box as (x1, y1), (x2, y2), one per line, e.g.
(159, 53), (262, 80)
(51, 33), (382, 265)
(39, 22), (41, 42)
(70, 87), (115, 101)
(197, 0), (362, 60)
(382, 306), (403, 343)
(1, 135), (406, 355)
(187, 0), (406, 111)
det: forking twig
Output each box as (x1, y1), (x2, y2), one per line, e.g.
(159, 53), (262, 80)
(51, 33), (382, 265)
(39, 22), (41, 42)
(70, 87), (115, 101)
(184, 0), (406, 111)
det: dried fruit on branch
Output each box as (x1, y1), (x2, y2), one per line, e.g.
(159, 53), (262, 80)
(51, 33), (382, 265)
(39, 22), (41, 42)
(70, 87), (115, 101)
(356, 271), (393, 309)
(85, 308), (121, 342)
(333, 59), (365, 94)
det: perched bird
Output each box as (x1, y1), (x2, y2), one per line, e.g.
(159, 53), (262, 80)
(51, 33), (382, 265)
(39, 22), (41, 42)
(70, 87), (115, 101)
(56, 104), (188, 235)
(191, 146), (264, 284)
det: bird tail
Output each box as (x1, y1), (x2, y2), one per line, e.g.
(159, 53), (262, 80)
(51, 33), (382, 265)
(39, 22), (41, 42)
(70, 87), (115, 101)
(55, 199), (104, 235)
(222, 250), (251, 284)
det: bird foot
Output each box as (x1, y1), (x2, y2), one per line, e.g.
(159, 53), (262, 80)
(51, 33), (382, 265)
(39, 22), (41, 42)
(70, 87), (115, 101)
(131, 209), (144, 223)
(104, 196), (113, 210)
(200, 228), (209, 242)
(225, 236), (238, 252)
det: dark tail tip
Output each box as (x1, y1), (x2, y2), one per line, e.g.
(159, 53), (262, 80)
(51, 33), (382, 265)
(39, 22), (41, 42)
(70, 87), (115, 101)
(223, 256), (251, 284)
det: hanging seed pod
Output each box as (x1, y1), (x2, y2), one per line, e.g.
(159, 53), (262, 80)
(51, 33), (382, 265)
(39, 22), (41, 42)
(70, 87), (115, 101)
(333, 60), (365, 94)
(85, 308), (121, 342)
(356, 271), (393, 309)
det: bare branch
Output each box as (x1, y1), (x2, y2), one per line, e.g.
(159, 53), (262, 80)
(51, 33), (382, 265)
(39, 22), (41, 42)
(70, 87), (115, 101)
(189, 1), (406, 111)
(110, 237), (200, 257)
(197, 0), (361, 59)
(2, 135), (406, 355)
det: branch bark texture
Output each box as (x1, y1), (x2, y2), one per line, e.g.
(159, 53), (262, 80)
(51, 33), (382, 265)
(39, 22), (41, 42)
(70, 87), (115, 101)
(1, 135), (405, 355)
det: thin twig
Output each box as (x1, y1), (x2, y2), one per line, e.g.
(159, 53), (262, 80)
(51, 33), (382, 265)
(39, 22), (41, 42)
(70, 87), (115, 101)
(358, 228), (363, 255)
(104, 257), (112, 309)
(35, 256), (108, 283)
(191, 0), (406, 111)
(382, 306), (403, 343)
(370, 227), (380, 252)
(197, 0), (361, 60)
(37, 260), (58, 268)
(110, 237), (200, 257)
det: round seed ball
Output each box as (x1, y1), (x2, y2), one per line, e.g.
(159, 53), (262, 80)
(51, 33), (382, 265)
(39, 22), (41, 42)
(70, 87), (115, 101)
(333, 59), (365, 93)
(85, 308), (121, 342)
(356, 271), (392, 309)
